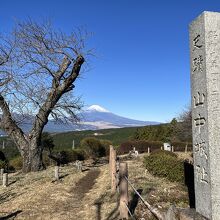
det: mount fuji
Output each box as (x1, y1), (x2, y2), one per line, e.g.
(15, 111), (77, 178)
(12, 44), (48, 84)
(0, 105), (160, 135)
(78, 105), (159, 130)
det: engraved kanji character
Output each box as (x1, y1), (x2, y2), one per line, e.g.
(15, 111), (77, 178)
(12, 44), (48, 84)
(193, 55), (203, 72)
(193, 34), (202, 50)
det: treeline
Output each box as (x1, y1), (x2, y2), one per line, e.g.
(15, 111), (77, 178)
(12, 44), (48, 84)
(117, 140), (192, 155)
(133, 118), (192, 143)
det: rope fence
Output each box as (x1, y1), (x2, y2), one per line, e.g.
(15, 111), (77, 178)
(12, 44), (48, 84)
(109, 145), (165, 220)
(124, 201), (135, 220)
(124, 176), (164, 220)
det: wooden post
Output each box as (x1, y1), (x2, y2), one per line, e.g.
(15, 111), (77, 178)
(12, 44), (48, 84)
(185, 144), (188, 153)
(3, 173), (8, 187)
(161, 146), (163, 150)
(119, 162), (128, 219)
(147, 147), (150, 155)
(72, 139), (75, 150)
(78, 161), (82, 172)
(111, 148), (117, 193)
(109, 145), (114, 172)
(55, 166), (59, 180)
(0, 168), (4, 180)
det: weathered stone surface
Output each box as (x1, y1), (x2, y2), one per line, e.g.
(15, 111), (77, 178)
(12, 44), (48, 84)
(164, 207), (208, 220)
(165, 205), (179, 220)
(190, 11), (220, 219)
(178, 208), (207, 220)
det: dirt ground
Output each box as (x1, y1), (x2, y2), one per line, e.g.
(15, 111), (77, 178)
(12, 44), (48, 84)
(0, 153), (191, 220)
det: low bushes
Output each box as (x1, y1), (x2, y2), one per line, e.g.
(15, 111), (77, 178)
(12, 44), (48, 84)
(0, 160), (7, 169)
(80, 137), (111, 159)
(44, 149), (86, 166)
(6, 137), (112, 170)
(100, 139), (112, 156)
(118, 140), (163, 155)
(150, 149), (177, 158)
(44, 137), (112, 165)
(9, 156), (23, 171)
(171, 142), (192, 152)
(58, 150), (85, 164)
(0, 151), (7, 169)
(118, 140), (192, 155)
(144, 150), (184, 183)
(9, 149), (85, 171)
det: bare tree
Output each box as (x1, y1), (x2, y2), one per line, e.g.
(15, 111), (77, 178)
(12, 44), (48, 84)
(0, 20), (90, 172)
(177, 105), (192, 142)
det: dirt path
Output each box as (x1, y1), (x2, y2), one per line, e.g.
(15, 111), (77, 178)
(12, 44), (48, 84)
(0, 166), (101, 220)
(73, 169), (100, 199)
(0, 154), (190, 220)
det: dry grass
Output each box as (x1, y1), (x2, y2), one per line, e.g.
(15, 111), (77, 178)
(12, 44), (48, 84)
(0, 153), (191, 219)
(125, 153), (189, 219)
(0, 164), (86, 219)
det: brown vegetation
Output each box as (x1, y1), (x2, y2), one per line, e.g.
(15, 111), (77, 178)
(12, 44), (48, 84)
(0, 152), (191, 219)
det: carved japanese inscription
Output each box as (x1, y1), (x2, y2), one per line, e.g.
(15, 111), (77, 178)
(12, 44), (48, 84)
(194, 114), (206, 134)
(193, 55), (204, 72)
(193, 92), (205, 107)
(193, 34), (203, 50)
(196, 165), (209, 184)
(194, 141), (208, 160)
(190, 12), (220, 219)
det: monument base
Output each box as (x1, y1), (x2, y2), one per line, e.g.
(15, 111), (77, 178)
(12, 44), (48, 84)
(165, 206), (208, 220)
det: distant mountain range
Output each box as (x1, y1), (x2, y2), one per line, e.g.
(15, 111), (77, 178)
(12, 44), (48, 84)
(0, 105), (160, 135)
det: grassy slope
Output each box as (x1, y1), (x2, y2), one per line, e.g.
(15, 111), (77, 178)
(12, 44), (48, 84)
(0, 153), (189, 219)
(52, 126), (138, 151)
(0, 126), (139, 159)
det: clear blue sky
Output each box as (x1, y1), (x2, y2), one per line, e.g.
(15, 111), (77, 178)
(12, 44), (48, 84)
(0, 1), (219, 122)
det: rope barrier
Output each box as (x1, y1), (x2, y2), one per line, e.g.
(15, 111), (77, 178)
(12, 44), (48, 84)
(124, 176), (164, 220)
(109, 146), (164, 220)
(123, 201), (135, 220)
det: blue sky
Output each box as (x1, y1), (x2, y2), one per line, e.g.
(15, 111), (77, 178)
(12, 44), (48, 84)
(0, 1), (219, 122)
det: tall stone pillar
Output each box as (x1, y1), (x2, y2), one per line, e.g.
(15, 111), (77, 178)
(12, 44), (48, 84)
(190, 11), (220, 219)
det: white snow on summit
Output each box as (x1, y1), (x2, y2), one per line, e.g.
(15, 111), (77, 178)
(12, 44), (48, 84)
(86, 105), (110, 113)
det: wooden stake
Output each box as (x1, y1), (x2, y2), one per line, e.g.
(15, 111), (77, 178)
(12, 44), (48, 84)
(111, 148), (117, 193)
(0, 168), (4, 180)
(55, 166), (59, 180)
(3, 173), (8, 187)
(109, 145), (114, 173)
(119, 162), (128, 219)
(185, 144), (188, 153)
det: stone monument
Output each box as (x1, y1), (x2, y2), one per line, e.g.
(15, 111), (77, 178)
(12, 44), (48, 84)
(190, 11), (220, 219)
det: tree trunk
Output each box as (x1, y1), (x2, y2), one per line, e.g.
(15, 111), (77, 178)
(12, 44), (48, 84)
(22, 141), (44, 173)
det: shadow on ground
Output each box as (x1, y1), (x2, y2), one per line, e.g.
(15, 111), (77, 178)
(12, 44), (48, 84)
(0, 210), (22, 220)
(184, 160), (195, 208)
(129, 188), (143, 215)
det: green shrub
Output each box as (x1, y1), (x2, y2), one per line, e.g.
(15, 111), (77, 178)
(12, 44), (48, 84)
(118, 140), (163, 155)
(10, 156), (23, 171)
(42, 153), (54, 167)
(73, 149), (86, 160)
(100, 139), (112, 156)
(151, 149), (177, 158)
(62, 150), (81, 163)
(0, 160), (7, 169)
(144, 150), (184, 183)
(80, 137), (106, 159)
(41, 132), (55, 153)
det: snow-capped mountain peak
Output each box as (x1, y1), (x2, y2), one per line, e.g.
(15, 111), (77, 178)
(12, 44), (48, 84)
(86, 105), (110, 113)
